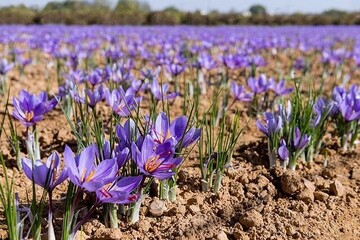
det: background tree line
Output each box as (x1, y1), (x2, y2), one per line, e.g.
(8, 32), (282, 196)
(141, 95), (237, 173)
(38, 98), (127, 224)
(0, 0), (359, 25)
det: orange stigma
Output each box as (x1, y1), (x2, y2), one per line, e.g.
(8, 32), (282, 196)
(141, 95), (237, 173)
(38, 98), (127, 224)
(144, 155), (161, 173)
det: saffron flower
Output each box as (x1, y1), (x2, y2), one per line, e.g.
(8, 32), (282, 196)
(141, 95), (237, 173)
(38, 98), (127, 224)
(231, 82), (253, 102)
(72, 85), (104, 108)
(13, 90), (57, 127)
(338, 89), (360, 122)
(269, 79), (293, 96)
(0, 58), (14, 75)
(293, 127), (311, 151)
(22, 152), (68, 191)
(151, 79), (178, 100)
(105, 87), (141, 117)
(256, 112), (282, 137)
(166, 63), (185, 77)
(247, 74), (271, 94)
(131, 135), (182, 180)
(116, 119), (141, 151)
(96, 176), (143, 204)
(278, 139), (289, 162)
(64, 145), (118, 192)
(151, 112), (201, 148)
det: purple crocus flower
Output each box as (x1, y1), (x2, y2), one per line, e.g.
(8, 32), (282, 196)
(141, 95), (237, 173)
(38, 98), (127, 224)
(116, 119), (141, 151)
(0, 58), (14, 75)
(151, 112), (201, 148)
(87, 69), (103, 86)
(105, 87), (141, 117)
(17, 56), (32, 68)
(166, 63), (185, 77)
(278, 139), (289, 162)
(72, 85), (104, 108)
(256, 112), (282, 137)
(63, 70), (85, 84)
(269, 79), (293, 96)
(63, 145), (118, 192)
(131, 135), (182, 180)
(96, 176), (143, 204)
(13, 90), (57, 127)
(85, 86), (104, 108)
(196, 53), (217, 70)
(332, 86), (346, 103)
(247, 74), (271, 94)
(293, 58), (305, 71)
(337, 86), (360, 122)
(22, 152), (67, 191)
(151, 79), (178, 101)
(293, 127), (311, 150)
(231, 82), (253, 102)
(278, 101), (292, 123)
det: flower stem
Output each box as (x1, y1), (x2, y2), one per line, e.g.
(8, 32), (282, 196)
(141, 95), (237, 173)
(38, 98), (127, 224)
(130, 194), (144, 224)
(213, 169), (223, 193)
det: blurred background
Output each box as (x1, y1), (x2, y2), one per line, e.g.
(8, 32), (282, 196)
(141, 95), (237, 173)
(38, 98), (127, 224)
(0, 0), (359, 25)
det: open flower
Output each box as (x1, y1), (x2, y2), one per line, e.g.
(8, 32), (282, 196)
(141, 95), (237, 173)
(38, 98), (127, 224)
(72, 85), (104, 108)
(231, 82), (253, 102)
(131, 135), (182, 180)
(13, 90), (57, 127)
(269, 79), (293, 96)
(22, 152), (67, 192)
(256, 112), (282, 137)
(64, 145), (118, 192)
(151, 79), (178, 100)
(151, 112), (200, 148)
(96, 176), (143, 204)
(105, 87), (141, 117)
(247, 74), (271, 94)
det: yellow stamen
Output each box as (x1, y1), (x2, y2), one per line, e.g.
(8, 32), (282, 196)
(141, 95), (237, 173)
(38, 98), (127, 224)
(25, 111), (34, 122)
(85, 170), (95, 182)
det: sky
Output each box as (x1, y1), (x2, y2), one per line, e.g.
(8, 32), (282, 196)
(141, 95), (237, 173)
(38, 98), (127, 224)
(0, 0), (359, 14)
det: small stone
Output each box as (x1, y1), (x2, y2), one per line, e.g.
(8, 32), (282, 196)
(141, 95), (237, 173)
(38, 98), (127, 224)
(286, 226), (296, 236)
(292, 201), (308, 213)
(93, 228), (121, 240)
(188, 205), (201, 214)
(266, 183), (277, 196)
(297, 188), (314, 204)
(229, 184), (245, 199)
(257, 175), (270, 188)
(330, 180), (346, 196)
(322, 168), (335, 179)
(149, 198), (166, 217)
(281, 172), (303, 195)
(239, 173), (249, 184)
(217, 231), (228, 240)
(239, 209), (263, 229)
(303, 179), (316, 192)
(314, 191), (329, 202)
(246, 183), (259, 194)
(178, 205), (187, 215)
(351, 168), (360, 181)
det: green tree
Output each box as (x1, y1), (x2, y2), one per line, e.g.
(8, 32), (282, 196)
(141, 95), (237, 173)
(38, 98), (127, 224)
(249, 4), (267, 16)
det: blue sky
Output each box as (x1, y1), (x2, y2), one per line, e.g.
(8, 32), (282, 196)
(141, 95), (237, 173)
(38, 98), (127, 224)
(1, 0), (359, 13)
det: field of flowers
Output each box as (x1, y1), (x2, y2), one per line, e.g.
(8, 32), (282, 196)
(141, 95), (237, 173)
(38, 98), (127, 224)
(0, 25), (360, 239)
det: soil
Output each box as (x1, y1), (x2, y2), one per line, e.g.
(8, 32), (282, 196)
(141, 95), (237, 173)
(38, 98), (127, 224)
(0, 49), (360, 240)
